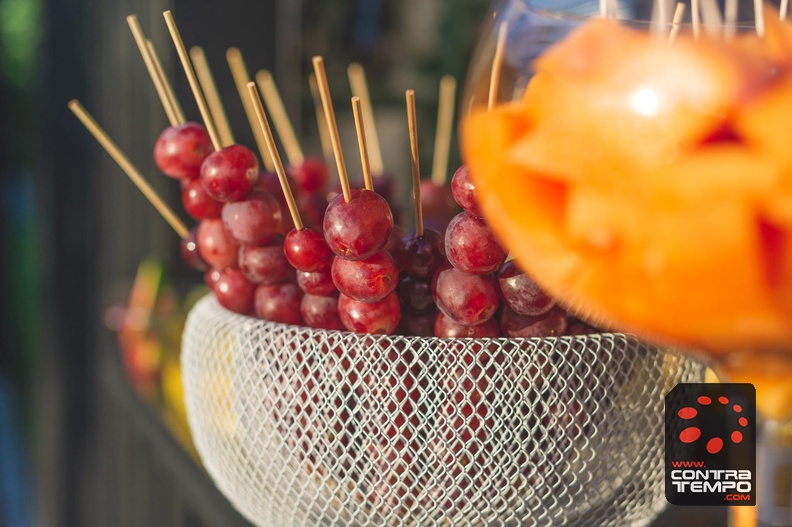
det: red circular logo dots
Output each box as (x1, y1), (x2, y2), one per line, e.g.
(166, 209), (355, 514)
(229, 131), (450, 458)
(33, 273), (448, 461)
(678, 407), (698, 419)
(680, 427), (702, 443)
(732, 431), (743, 444)
(718, 396), (729, 404)
(733, 404), (742, 413)
(739, 417), (748, 427)
(707, 437), (724, 454)
(698, 396), (712, 405)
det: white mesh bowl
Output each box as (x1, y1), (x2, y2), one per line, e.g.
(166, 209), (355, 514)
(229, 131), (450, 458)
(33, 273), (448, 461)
(181, 294), (705, 527)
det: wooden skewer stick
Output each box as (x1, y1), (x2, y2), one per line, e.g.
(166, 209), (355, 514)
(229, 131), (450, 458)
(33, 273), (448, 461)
(190, 46), (235, 147)
(226, 47), (275, 172)
(652, 0), (670, 38)
(126, 15), (178, 126)
(607, 0), (619, 19)
(352, 97), (373, 192)
(754, 0), (766, 37)
(699, 0), (723, 37)
(313, 56), (351, 203)
(488, 23), (508, 112)
(668, 3), (687, 43)
(68, 100), (188, 239)
(347, 63), (384, 176)
(310, 73), (334, 169)
(600, 0), (608, 18)
(246, 83), (303, 231)
(431, 75), (456, 187)
(146, 39), (186, 124)
(692, 0), (701, 38)
(724, 0), (738, 39)
(406, 90), (423, 238)
(163, 10), (222, 151)
(782, 0), (790, 21)
(256, 70), (305, 166)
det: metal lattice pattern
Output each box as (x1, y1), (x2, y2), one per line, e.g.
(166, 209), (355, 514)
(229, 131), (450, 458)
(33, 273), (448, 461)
(182, 295), (706, 527)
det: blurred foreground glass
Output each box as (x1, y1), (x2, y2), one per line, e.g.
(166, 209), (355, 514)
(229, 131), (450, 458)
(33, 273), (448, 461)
(461, 1), (792, 525)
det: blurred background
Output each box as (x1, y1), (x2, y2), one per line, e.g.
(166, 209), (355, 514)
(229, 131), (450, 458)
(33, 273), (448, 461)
(0, 0), (726, 526)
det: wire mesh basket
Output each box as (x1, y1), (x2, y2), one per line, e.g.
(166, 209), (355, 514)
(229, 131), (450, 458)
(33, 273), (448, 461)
(181, 295), (706, 527)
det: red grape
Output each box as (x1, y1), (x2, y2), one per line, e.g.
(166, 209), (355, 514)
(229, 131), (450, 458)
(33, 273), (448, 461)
(300, 294), (344, 330)
(497, 260), (555, 316)
(420, 180), (457, 233)
(154, 122), (213, 180)
(180, 226), (209, 271)
(200, 144), (259, 202)
(254, 282), (304, 324)
(396, 310), (437, 337)
(396, 275), (434, 315)
(434, 312), (501, 338)
(431, 263), (499, 326)
(214, 268), (256, 315)
(204, 268), (222, 289)
(182, 178), (224, 220)
(222, 190), (282, 245)
(323, 189), (393, 261)
(256, 171), (297, 232)
(399, 229), (446, 279)
(445, 212), (506, 274)
(566, 317), (599, 335)
(385, 225), (406, 267)
(197, 218), (240, 269)
(297, 191), (326, 230)
(284, 227), (333, 272)
(296, 269), (336, 296)
(288, 156), (328, 194)
(239, 238), (294, 285)
(450, 165), (481, 217)
(500, 305), (568, 338)
(338, 292), (401, 334)
(331, 251), (398, 303)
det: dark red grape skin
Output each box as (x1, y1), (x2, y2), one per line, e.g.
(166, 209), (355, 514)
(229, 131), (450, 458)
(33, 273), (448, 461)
(296, 269), (337, 296)
(204, 268), (222, 290)
(254, 283), (304, 325)
(154, 122), (213, 180)
(288, 156), (328, 194)
(432, 263), (499, 326)
(200, 144), (259, 202)
(300, 294), (344, 330)
(284, 228), (333, 272)
(396, 275), (434, 315)
(434, 312), (501, 338)
(180, 226), (209, 271)
(197, 218), (240, 269)
(182, 178), (224, 220)
(323, 189), (393, 261)
(566, 317), (599, 336)
(399, 229), (446, 279)
(497, 260), (555, 316)
(445, 212), (507, 274)
(222, 190), (282, 245)
(420, 180), (457, 233)
(450, 165), (482, 217)
(256, 171), (297, 232)
(385, 225), (406, 268)
(338, 292), (401, 335)
(214, 268), (256, 315)
(500, 305), (568, 338)
(331, 251), (398, 303)
(239, 238), (294, 285)
(396, 309), (437, 337)
(297, 191), (327, 230)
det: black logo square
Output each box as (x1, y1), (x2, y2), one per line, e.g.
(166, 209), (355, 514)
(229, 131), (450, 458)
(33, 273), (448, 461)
(665, 383), (756, 506)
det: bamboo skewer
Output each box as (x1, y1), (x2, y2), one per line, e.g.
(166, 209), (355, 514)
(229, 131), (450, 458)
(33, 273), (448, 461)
(406, 90), (423, 238)
(668, 3), (687, 43)
(347, 63), (384, 176)
(126, 15), (179, 127)
(246, 82), (303, 231)
(68, 100), (188, 239)
(488, 23), (508, 112)
(226, 47), (275, 172)
(431, 75), (456, 187)
(256, 70), (305, 166)
(600, 0), (608, 19)
(313, 56), (351, 203)
(146, 39), (185, 124)
(755, 0), (766, 36)
(725, 0), (738, 39)
(782, 0), (789, 21)
(692, 0), (701, 38)
(653, 0), (669, 38)
(699, 0), (723, 37)
(163, 10), (222, 151)
(352, 97), (374, 192)
(191, 46), (235, 147)
(310, 74), (334, 170)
